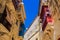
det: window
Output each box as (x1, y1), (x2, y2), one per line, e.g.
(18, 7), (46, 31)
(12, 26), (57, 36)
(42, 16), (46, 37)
(19, 23), (26, 37)
(36, 38), (38, 40)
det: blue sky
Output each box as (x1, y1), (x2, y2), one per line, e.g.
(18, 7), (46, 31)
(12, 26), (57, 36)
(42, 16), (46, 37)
(23, 0), (40, 29)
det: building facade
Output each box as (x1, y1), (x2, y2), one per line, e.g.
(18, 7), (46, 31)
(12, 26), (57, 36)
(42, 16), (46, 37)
(24, 16), (41, 40)
(40, 0), (60, 40)
(0, 0), (26, 40)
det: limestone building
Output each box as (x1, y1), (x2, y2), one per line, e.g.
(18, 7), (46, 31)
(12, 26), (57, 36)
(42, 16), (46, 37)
(40, 0), (60, 40)
(0, 0), (26, 40)
(24, 16), (40, 40)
